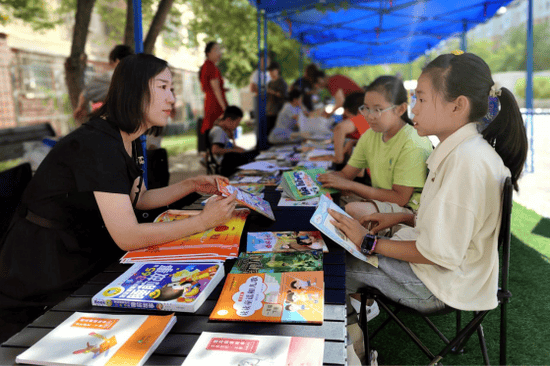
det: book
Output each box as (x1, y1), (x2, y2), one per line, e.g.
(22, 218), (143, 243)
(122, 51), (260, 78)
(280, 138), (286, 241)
(277, 192), (333, 207)
(230, 171), (281, 186)
(120, 209), (249, 263)
(279, 168), (338, 201)
(16, 312), (176, 366)
(246, 231), (328, 253)
(237, 161), (280, 172)
(350, 114), (370, 135)
(310, 194), (379, 267)
(216, 178), (276, 221)
(181, 331), (324, 366)
(230, 251), (323, 274)
(92, 262), (224, 313)
(210, 271), (324, 324)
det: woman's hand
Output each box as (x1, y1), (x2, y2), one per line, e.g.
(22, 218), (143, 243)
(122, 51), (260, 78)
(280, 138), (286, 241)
(359, 212), (407, 234)
(317, 172), (354, 191)
(198, 192), (237, 229)
(189, 175), (228, 195)
(327, 208), (367, 250)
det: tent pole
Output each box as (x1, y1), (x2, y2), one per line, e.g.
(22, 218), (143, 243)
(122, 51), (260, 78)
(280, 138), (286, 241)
(257, 11), (268, 150)
(526, 0), (534, 172)
(299, 33), (304, 90)
(133, 0), (147, 187)
(460, 19), (467, 51)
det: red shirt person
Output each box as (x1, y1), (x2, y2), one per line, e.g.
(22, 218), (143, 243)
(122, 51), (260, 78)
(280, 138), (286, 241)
(317, 73), (363, 117)
(200, 42), (227, 134)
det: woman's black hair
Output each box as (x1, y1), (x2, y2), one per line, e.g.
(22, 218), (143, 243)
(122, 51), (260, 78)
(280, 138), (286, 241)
(91, 53), (169, 134)
(288, 89), (302, 102)
(422, 53), (528, 190)
(343, 91), (366, 116)
(365, 75), (412, 125)
(199, 41), (218, 78)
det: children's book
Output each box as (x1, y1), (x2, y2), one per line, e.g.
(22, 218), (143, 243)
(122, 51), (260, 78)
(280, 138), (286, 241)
(246, 231), (328, 253)
(237, 161), (280, 173)
(277, 192), (333, 207)
(92, 262), (224, 313)
(181, 331), (324, 366)
(310, 195), (378, 267)
(230, 171), (281, 186)
(119, 209), (249, 263)
(280, 168), (338, 201)
(296, 160), (333, 170)
(16, 312), (175, 366)
(210, 271), (324, 324)
(216, 178), (276, 221)
(230, 251), (323, 274)
(350, 114), (370, 135)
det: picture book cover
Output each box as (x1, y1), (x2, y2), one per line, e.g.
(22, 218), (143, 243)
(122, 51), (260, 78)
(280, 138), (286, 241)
(217, 178), (275, 221)
(229, 171), (281, 186)
(181, 331), (324, 366)
(246, 231), (328, 253)
(350, 114), (370, 135)
(230, 251), (323, 274)
(310, 195), (378, 267)
(120, 209), (249, 263)
(210, 271), (323, 324)
(278, 192), (332, 207)
(92, 262), (224, 313)
(280, 168), (338, 201)
(16, 312), (176, 366)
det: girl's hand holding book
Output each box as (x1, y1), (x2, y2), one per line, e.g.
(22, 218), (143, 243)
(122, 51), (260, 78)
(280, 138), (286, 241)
(191, 175), (228, 195)
(327, 208), (367, 249)
(359, 212), (408, 234)
(199, 192), (237, 230)
(318, 172), (354, 192)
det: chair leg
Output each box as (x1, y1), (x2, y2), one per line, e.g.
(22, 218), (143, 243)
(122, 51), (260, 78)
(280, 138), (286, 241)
(500, 301), (507, 365)
(360, 292), (371, 365)
(476, 323), (490, 365)
(452, 311), (465, 354)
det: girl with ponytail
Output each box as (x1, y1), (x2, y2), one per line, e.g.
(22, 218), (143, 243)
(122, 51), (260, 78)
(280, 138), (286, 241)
(329, 52), (528, 328)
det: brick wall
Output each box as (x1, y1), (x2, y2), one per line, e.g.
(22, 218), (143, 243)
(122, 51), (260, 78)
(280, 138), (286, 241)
(0, 33), (16, 128)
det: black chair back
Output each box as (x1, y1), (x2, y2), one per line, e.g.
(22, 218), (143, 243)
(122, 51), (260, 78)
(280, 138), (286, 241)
(0, 163), (32, 238)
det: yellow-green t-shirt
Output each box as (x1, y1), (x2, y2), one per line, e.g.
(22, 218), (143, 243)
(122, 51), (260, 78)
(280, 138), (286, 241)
(347, 123), (432, 210)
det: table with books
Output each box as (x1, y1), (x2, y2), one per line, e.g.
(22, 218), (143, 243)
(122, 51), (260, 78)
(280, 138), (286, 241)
(0, 142), (360, 366)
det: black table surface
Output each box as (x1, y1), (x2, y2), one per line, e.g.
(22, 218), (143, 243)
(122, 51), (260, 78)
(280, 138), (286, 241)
(0, 188), (347, 366)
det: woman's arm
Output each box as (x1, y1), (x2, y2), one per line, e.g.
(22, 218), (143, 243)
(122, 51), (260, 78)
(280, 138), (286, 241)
(332, 119), (357, 164)
(94, 190), (237, 251)
(210, 78), (227, 111)
(211, 145), (246, 155)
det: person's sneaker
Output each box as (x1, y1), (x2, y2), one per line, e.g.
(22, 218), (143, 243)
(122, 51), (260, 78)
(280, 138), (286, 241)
(369, 349), (379, 366)
(349, 294), (380, 322)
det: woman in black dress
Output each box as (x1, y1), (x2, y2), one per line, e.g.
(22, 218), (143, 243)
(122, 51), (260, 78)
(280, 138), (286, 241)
(0, 54), (236, 339)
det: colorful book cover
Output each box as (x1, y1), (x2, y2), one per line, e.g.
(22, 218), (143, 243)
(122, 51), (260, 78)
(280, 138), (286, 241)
(217, 178), (276, 221)
(92, 262), (224, 313)
(280, 168), (338, 201)
(16, 312), (176, 366)
(230, 171), (281, 186)
(210, 271), (324, 324)
(246, 231), (328, 253)
(181, 331), (324, 366)
(278, 192), (332, 207)
(119, 209), (249, 263)
(310, 195), (378, 267)
(230, 251), (323, 274)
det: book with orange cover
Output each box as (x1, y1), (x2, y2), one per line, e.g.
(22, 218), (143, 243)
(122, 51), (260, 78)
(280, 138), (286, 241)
(350, 114), (370, 135)
(119, 209), (249, 263)
(216, 178), (275, 221)
(16, 312), (175, 366)
(210, 271), (323, 324)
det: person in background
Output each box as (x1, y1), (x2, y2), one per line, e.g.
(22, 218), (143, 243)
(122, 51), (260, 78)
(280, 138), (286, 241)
(209, 106), (259, 177)
(268, 89), (308, 145)
(0, 54), (237, 342)
(266, 61), (288, 137)
(73, 45), (134, 123)
(318, 75), (432, 219)
(199, 41), (227, 146)
(317, 72), (364, 117)
(249, 53), (271, 124)
(291, 63), (320, 113)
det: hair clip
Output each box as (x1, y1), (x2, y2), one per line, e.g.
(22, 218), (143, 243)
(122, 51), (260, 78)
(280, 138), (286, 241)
(451, 50), (464, 56)
(490, 82), (502, 97)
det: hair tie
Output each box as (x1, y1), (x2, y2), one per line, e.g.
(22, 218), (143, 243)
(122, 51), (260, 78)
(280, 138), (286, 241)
(490, 82), (502, 97)
(451, 50), (464, 56)
(479, 83), (502, 131)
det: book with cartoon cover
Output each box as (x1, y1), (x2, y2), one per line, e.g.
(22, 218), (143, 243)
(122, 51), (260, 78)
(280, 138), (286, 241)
(230, 251), (323, 274)
(210, 271), (324, 324)
(310, 194), (378, 267)
(92, 262), (224, 313)
(181, 331), (324, 366)
(246, 231), (328, 253)
(280, 168), (338, 201)
(119, 209), (249, 263)
(216, 178), (275, 221)
(16, 312), (175, 366)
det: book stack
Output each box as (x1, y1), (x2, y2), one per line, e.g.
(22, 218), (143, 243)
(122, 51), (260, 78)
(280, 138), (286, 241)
(246, 231), (328, 253)
(279, 168), (338, 202)
(16, 312), (176, 366)
(120, 209), (249, 263)
(92, 262), (224, 313)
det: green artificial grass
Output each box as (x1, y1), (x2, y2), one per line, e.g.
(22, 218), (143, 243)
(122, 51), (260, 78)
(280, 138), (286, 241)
(363, 201), (550, 365)
(161, 132), (197, 157)
(532, 217), (550, 239)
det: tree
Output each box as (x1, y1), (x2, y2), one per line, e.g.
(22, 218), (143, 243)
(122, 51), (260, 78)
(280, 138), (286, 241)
(0, 0), (60, 29)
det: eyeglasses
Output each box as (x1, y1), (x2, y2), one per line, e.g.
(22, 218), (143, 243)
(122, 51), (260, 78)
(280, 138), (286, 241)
(358, 104), (396, 118)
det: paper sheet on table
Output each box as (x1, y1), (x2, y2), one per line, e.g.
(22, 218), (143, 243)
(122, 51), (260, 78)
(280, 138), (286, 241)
(238, 161), (280, 172)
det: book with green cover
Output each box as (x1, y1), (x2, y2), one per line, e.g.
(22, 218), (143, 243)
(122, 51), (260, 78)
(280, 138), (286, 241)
(280, 168), (338, 201)
(230, 251), (323, 274)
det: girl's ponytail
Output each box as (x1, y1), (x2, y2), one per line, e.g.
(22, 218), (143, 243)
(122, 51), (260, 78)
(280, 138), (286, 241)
(481, 87), (528, 191)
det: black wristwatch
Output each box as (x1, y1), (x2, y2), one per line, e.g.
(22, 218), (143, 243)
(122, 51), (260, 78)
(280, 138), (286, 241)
(361, 233), (378, 255)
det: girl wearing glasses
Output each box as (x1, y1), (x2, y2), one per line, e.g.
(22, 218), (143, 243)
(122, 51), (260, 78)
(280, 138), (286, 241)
(318, 75), (432, 224)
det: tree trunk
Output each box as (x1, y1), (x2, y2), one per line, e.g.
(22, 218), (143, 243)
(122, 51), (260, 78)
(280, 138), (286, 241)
(65, 0), (97, 113)
(143, 0), (174, 54)
(124, 0), (135, 47)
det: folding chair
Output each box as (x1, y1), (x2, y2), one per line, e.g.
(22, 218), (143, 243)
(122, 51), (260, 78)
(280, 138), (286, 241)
(203, 129), (222, 175)
(358, 177), (513, 365)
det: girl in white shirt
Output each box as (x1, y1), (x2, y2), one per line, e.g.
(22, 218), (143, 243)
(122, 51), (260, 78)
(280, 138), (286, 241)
(329, 52), (528, 319)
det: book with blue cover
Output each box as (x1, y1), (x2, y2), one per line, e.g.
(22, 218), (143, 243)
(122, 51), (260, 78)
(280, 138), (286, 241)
(280, 168), (338, 201)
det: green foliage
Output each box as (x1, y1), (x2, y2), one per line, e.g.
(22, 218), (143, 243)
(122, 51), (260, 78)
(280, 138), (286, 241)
(161, 131), (197, 157)
(0, 0), (61, 29)
(187, 0), (308, 88)
(514, 77), (550, 100)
